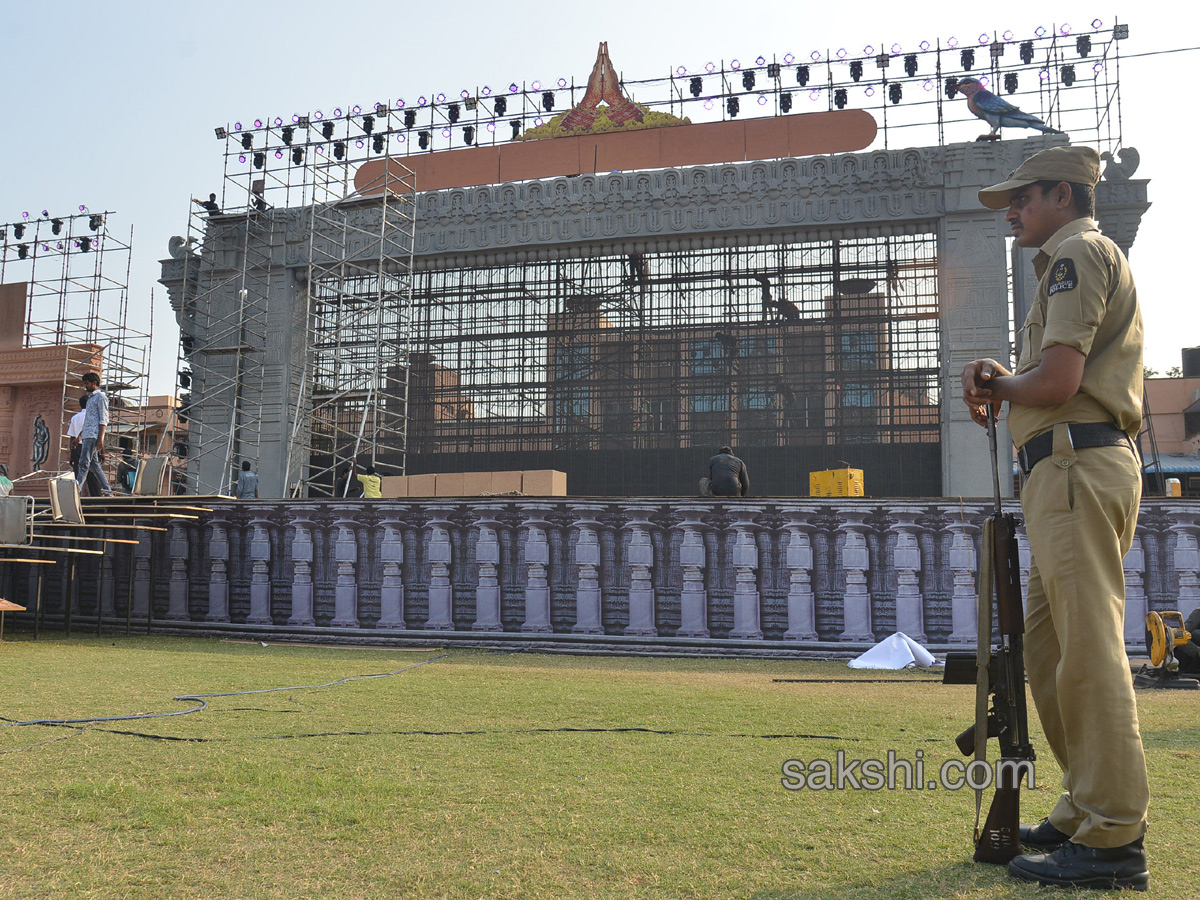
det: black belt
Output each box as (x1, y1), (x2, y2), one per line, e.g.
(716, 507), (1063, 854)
(1017, 423), (1131, 476)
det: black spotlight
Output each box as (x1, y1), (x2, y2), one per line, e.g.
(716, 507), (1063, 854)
(1004, 72), (1019, 94)
(542, 91), (554, 111)
(1076, 35), (1091, 57)
(447, 104), (459, 123)
(493, 96), (507, 116)
(282, 126), (294, 145)
(322, 121), (335, 139)
(796, 65), (809, 86)
(18, 244), (29, 260)
(463, 126), (475, 145)
(333, 141), (346, 160)
(742, 70), (756, 91)
(253, 152), (265, 169)
(241, 132), (253, 149)
(1061, 64), (1076, 86)
(418, 130), (430, 149)
(767, 62), (780, 79)
(178, 370), (191, 389)
(690, 76), (702, 97)
(834, 88), (848, 109)
(174, 440), (189, 458)
(88, 214), (102, 231)
(372, 134), (384, 153)
(1020, 41), (1034, 64)
(726, 96), (740, 117)
(945, 77), (959, 99)
(404, 109), (418, 128)
(51, 218), (63, 235)
(0, 228), (5, 240)
(14, 223), (25, 239)
(888, 83), (902, 104)
(292, 147), (304, 164)
(904, 54), (918, 77)
(362, 114), (375, 133)
(780, 92), (793, 112)
(79, 236), (92, 252)
(960, 48), (975, 70)
(849, 60), (863, 82)
(510, 119), (521, 138)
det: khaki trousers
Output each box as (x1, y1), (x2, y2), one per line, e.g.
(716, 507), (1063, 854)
(1021, 423), (1148, 848)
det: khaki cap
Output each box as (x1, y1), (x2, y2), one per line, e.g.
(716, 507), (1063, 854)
(978, 145), (1101, 210)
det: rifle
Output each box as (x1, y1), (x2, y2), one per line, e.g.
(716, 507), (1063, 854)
(943, 408), (1035, 864)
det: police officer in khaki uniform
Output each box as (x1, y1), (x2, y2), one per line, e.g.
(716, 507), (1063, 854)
(961, 145), (1149, 891)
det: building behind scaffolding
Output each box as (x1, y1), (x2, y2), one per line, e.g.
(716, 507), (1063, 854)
(159, 26), (1151, 498)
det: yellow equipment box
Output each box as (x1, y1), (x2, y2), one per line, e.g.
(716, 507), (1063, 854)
(809, 467), (865, 498)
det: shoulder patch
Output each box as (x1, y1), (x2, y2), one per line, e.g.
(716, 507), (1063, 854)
(1047, 258), (1078, 296)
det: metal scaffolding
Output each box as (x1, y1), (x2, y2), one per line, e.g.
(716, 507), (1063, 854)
(0, 209), (148, 485)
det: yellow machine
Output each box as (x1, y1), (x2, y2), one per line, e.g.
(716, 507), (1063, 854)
(809, 467), (864, 498)
(1136, 610), (1199, 690)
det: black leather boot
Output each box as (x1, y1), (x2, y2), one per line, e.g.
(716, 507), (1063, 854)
(1008, 837), (1148, 891)
(1019, 818), (1072, 850)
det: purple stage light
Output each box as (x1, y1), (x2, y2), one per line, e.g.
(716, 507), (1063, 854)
(810, 51), (821, 61)
(890, 44), (902, 54)
(978, 33), (988, 44)
(333, 108), (342, 117)
(79, 204), (86, 211)
(783, 53), (794, 64)
(533, 117), (543, 127)
(461, 90), (470, 99)
(705, 61), (716, 73)
(481, 86), (491, 96)
(1060, 24), (1071, 35)
(441, 128), (451, 137)
(418, 96), (427, 106)
(316, 145), (324, 154)
(919, 41), (930, 51)
(755, 56), (765, 65)
(356, 139), (364, 148)
(1093, 62), (1103, 73)
(397, 134), (406, 143)
(676, 65), (687, 75)
(274, 117), (282, 126)
(531, 80), (541, 90)
(254, 119), (262, 127)
(557, 77), (567, 88)
(1002, 30), (1014, 41)
(703, 99), (714, 110)
(757, 94), (767, 105)
(436, 93), (446, 102)
(352, 105), (361, 114)
(835, 48), (847, 59)
(314, 110), (324, 119)
(730, 59), (740, 70)
(275, 150), (283, 158)
(864, 86), (875, 97)
(56, 242), (63, 249)
(234, 121), (243, 130)
(1039, 68), (1050, 81)
(293, 114), (301, 123)
(21, 212), (28, 219)
(863, 45), (874, 55)
(238, 154), (246, 163)
(509, 83), (518, 92)
(41, 209), (48, 216)
(922, 79), (933, 91)
(809, 90), (820, 101)
(1091, 18), (1103, 29)
(1035, 26), (1047, 37)
(486, 122), (496, 133)
(947, 36), (958, 48)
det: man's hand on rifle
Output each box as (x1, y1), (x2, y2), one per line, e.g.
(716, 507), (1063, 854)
(961, 358), (1012, 427)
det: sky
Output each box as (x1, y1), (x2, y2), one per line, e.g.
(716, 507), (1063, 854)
(2, 1), (1197, 395)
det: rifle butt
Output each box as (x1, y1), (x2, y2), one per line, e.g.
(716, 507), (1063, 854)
(973, 786), (1022, 864)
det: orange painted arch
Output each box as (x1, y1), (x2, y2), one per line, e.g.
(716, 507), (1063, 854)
(354, 109), (877, 195)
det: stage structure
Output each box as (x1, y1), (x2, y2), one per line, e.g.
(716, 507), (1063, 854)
(0, 209), (149, 493)
(161, 22), (1147, 498)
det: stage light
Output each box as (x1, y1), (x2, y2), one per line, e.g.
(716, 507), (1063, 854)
(79, 236), (92, 253)
(282, 126), (294, 145)
(465, 97), (477, 111)
(1114, 24), (1128, 40)
(297, 116), (309, 127)
(888, 83), (902, 104)
(275, 150), (283, 159)
(783, 53), (795, 64)
(334, 141), (345, 159)
(334, 108), (343, 116)
(254, 118), (263, 127)
(1020, 40), (1034, 64)
(322, 121), (335, 139)
(834, 88), (848, 109)
(1076, 35), (1091, 56)
(215, 127), (227, 139)
(960, 48), (975, 70)
(493, 96), (507, 116)
(945, 77), (959, 99)
(767, 63), (780, 79)
(362, 114), (375, 133)
(706, 61), (716, 72)
(1004, 72), (1018, 93)
(253, 152), (265, 169)
(875, 53), (889, 69)
(780, 92), (792, 113)
(510, 119), (521, 138)
(51, 218), (63, 235)
(542, 91), (554, 111)
(373, 134), (385, 152)
(404, 109), (417, 128)
(904, 54), (917, 77)
(448, 104), (460, 123)
(418, 131), (430, 149)
(742, 70), (755, 90)
(849, 60), (863, 82)
(1061, 64), (1075, 86)
(796, 65), (809, 86)
(756, 55), (766, 65)
(731, 59), (741, 70)
(990, 41), (1004, 59)
(690, 76), (702, 97)
(18, 244), (29, 260)
(530, 81), (541, 91)
(0, 228), (4, 240)
(241, 132), (253, 149)
(292, 147), (304, 164)
(463, 126), (475, 145)
(508, 83), (518, 93)
(726, 96), (739, 117)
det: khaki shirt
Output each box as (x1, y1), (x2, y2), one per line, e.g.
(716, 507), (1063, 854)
(1007, 218), (1143, 449)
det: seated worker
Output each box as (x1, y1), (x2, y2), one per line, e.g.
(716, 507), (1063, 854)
(701, 446), (749, 497)
(350, 460), (382, 499)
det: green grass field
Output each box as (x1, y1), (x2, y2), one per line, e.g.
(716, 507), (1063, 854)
(1, 635), (1195, 899)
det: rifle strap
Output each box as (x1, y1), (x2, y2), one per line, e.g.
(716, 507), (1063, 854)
(973, 516), (996, 843)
